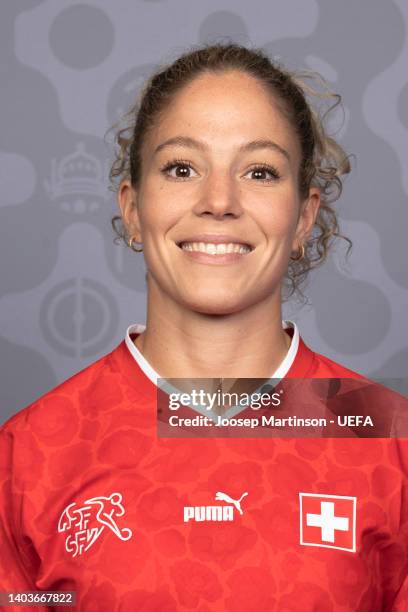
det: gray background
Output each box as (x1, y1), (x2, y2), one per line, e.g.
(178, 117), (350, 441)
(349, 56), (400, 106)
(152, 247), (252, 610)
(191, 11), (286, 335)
(1, 0), (407, 423)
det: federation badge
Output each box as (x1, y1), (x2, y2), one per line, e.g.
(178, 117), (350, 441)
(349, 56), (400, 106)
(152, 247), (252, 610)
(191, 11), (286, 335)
(58, 492), (132, 557)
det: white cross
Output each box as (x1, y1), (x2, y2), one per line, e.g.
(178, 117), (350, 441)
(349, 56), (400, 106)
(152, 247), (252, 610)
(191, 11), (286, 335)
(306, 501), (349, 543)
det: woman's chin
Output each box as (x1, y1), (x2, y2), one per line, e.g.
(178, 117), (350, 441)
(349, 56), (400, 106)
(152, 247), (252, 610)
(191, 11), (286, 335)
(181, 295), (250, 316)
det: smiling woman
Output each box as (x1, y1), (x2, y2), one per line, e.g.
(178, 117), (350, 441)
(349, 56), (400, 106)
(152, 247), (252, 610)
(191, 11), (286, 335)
(108, 47), (350, 379)
(111, 46), (350, 302)
(1, 43), (407, 611)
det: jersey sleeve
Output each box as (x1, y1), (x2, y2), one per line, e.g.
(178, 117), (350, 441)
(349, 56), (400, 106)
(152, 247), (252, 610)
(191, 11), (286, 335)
(387, 438), (408, 610)
(390, 572), (408, 610)
(0, 422), (48, 611)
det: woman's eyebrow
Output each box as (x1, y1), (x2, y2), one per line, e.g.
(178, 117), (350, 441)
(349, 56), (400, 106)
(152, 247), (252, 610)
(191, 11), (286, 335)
(153, 136), (290, 161)
(240, 138), (290, 161)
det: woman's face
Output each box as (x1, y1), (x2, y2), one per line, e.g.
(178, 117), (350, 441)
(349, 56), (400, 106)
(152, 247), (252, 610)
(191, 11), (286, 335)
(119, 70), (320, 315)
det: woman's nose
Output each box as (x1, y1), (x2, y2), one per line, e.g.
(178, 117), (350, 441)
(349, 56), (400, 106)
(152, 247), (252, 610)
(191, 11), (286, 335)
(192, 171), (244, 219)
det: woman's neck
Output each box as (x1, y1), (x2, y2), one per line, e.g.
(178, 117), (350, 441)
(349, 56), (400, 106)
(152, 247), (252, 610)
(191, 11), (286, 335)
(134, 283), (291, 380)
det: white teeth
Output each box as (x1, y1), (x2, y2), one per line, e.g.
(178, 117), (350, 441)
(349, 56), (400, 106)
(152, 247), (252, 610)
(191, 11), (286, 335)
(181, 242), (251, 255)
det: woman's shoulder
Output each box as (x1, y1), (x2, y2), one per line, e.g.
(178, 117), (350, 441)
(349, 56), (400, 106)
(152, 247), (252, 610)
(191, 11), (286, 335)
(0, 341), (124, 435)
(311, 349), (367, 380)
(295, 331), (367, 380)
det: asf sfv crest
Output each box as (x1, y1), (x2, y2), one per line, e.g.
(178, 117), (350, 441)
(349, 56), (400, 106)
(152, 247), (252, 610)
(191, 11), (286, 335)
(58, 492), (132, 557)
(184, 491), (248, 523)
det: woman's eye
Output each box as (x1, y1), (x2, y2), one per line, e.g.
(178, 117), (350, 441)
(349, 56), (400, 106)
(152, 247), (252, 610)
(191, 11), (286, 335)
(245, 165), (281, 182)
(160, 160), (280, 182)
(160, 160), (198, 180)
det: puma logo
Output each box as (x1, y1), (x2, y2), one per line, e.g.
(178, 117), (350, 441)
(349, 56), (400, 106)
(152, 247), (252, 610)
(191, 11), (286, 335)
(183, 490), (248, 522)
(215, 491), (248, 515)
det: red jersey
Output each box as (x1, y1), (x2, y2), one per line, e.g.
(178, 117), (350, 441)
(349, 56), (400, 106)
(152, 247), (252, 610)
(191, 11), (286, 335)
(0, 322), (407, 611)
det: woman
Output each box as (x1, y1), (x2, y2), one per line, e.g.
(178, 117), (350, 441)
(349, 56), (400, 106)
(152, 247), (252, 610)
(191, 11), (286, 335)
(0, 43), (407, 611)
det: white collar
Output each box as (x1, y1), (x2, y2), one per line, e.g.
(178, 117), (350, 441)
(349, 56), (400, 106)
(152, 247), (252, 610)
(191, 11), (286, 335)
(125, 320), (300, 387)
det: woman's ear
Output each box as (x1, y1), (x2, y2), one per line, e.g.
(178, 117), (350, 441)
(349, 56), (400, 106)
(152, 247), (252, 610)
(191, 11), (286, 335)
(117, 179), (142, 241)
(291, 187), (321, 251)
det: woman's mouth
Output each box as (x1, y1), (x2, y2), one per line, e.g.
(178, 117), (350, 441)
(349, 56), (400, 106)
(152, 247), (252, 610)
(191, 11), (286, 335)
(179, 242), (251, 255)
(176, 240), (253, 265)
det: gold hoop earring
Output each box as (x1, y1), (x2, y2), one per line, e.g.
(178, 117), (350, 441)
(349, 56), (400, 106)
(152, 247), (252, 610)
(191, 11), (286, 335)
(127, 236), (143, 252)
(290, 244), (305, 261)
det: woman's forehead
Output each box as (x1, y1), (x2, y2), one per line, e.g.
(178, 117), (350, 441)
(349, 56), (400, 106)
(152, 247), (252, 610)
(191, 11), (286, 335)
(144, 71), (300, 163)
(163, 71), (287, 124)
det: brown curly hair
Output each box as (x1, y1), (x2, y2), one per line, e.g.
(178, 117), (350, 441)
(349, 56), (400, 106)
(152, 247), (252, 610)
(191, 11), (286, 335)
(109, 42), (352, 300)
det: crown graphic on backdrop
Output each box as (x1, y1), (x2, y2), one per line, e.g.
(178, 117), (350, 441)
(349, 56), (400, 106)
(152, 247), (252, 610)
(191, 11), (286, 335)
(44, 142), (109, 214)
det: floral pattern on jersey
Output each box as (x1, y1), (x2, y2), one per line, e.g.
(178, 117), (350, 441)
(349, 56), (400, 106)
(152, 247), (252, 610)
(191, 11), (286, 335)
(1, 339), (408, 610)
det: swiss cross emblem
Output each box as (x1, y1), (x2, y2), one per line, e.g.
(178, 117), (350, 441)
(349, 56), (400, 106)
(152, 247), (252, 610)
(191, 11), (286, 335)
(299, 493), (357, 552)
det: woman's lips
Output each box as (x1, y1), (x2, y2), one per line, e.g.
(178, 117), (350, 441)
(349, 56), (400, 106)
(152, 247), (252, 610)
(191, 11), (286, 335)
(180, 242), (251, 254)
(177, 241), (253, 265)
